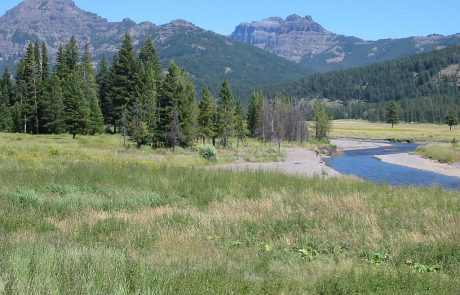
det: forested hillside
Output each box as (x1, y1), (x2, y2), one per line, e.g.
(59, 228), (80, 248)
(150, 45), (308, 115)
(265, 46), (460, 123)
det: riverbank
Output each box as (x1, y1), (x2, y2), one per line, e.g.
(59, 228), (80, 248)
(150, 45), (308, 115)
(376, 153), (460, 179)
(209, 148), (340, 177)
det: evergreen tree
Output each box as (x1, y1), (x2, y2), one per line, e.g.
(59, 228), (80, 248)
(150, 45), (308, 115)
(13, 60), (28, 133)
(65, 36), (79, 73)
(20, 43), (41, 134)
(446, 109), (458, 130)
(387, 101), (400, 128)
(40, 74), (65, 134)
(96, 56), (113, 128)
(198, 85), (216, 143)
(62, 72), (88, 138)
(41, 42), (50, 81)
(110, 33), (138, 131)
(0, 68), (14, 131)
(217, 81), (235, 148)
(178, 69), (198, 145)
(158, 62), (189, 148)
(234, 100), (248, 147)
(128, 98), (149, 148)
(80, 44), (104, 135)
(135, 61), (158, 145)
(312, 100), (332, 140)
(55, 44), (67, 79)
(247, 92), (263, 137)
(157, 64), (198, 149)
(139, 37), (163, 81)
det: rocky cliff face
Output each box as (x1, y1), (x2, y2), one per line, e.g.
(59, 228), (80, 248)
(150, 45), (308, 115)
(231, 14), (354, 63)
(231, 15), (460, 71)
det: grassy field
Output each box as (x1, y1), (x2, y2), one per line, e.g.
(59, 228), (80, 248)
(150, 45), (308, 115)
(0, 133), (459, 294)
(416, 142), (460, 163)
(331, 120), (460, 142)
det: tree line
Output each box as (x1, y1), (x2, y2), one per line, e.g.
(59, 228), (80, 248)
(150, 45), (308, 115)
(0, 34), (250, 149)
(265, 45), (460, 124)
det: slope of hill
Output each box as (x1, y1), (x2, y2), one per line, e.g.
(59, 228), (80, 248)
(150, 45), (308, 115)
(231, 15), (460, 72)
(265, 46), (460, 123)
(0, 0), (311, 97)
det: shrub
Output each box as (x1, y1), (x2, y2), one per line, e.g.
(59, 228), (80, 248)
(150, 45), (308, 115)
(198, 145), (217, 161)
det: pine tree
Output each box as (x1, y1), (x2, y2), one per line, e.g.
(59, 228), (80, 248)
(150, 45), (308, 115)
(446, 109), (458, 130)
(139, 37), (163, 82)
(41, 42), (50, 81)
(387, 101), (400, 128)
(198, 85), (216, 143)
(55, 44), (67, 79)
(110, 33), (138, 131)
(96, 56), (113, 128)
(178, 69), (198, 145)
(0, 67), (14, 131)
(65, 36), (79, 73)
(80, 44), (104, 135)
(247, 92), (263, 137)
(128, 97), (149, 148)
(312, 100), (332, 140)
(62, 72), (88, 138)
(135, 61), (158, 145)
(20, 43), (41, 134)
(158, 62), (185, 148)
(41, 74), (65, 134)
(217, 81), (235, 148)
(234, 100), (248, 147)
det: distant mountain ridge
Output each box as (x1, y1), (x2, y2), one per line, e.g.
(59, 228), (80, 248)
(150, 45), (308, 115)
(0, 0), (311, 97)
(231, 14), (460, 72)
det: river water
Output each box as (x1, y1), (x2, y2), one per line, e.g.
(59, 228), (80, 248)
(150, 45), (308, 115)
(325, 143), (460, 190)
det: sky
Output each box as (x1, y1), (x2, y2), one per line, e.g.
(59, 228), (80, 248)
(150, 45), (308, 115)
(1, 0), (459, 40)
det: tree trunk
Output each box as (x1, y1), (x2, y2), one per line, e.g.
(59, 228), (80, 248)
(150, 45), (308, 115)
(72, 133), (76, 139)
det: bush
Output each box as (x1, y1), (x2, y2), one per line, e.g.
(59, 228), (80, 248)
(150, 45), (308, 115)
(199, 145), (217, 161)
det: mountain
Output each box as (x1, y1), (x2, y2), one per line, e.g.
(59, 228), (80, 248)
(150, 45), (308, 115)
(0, 0), (311, 97)
(231, 15), (460, 72)
(264, 45), (460, 123)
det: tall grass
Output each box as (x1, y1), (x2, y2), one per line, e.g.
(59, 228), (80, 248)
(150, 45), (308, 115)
(0, 133), (459, 294)
(417, 143), (460, 163)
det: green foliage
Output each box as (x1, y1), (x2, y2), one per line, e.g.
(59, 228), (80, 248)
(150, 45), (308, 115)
(110, 33), (138, 129)
(247, 92), (263, 137)
(387, 101), (400, 128)
(62, 71), (88, 138)
(312, 101), (332, 140)
(96, 56), (113, 126)
(446, 109), (458, 130)
(217, 81), (235, 148)
(81, 44), (104, 135)
(198, 85), (217, 143)
(198, 144), (217, 161)
(234, 100), (248, 147)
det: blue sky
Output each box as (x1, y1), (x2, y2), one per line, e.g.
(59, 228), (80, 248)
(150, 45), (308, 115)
(1, 0), (459, 40)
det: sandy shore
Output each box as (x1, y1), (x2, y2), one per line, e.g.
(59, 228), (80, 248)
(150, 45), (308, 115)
(208, 148), (340, 177)
(331, 138), (391, 151)
(376, 153), (460, 178)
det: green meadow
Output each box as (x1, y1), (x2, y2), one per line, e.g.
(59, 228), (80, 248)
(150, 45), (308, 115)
(331, 120), (460, 142)
(0, 133), (459, 294)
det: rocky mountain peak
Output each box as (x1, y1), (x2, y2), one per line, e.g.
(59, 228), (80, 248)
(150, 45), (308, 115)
(230, 14), (333, 62)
